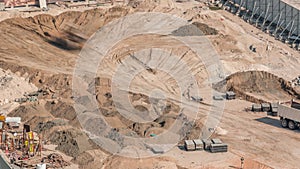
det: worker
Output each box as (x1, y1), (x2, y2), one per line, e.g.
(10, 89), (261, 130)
(240, 157), (244, 169)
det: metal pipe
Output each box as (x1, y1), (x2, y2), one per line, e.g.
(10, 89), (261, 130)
(261, 3), (270, 29)
(280, 19), (294, 37)
(267, 12), (281, 31)
(274, 20), (285, 36)
(249, 2), (258, 23)
(288, 21), (296, 38)
(255, 11), (265, 25)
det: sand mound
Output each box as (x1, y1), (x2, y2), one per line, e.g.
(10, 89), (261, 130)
(45, 100), (76, 121)
(214, 71), (300, 103)
(0, 7), (132, 76)
(49, 129), (94, 157)
(0, 68), (37, 106)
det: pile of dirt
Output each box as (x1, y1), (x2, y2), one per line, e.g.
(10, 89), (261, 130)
(127, 0), (158, 10)
(49, 129), (97, 157)
(97, 91), (183, 138)
(0, 61), (72, 99)
(42, 153), (71, 168)
(214, 71), (300, 103)
(0, 7), (135, 89)
(9, 103), (50, 123)
(1, 7), (130, 51)
(171, 21), (218, 36)
(45, 100), (76, 121)
(72, 151), (94, 167)
(192, 22), (218, 35)
(171, 24), (204, 36)
(35, 119), (67, 133)
(72, 149), (109, 169)
(0, 68), (37, 104)
(9, 99), (75, 124)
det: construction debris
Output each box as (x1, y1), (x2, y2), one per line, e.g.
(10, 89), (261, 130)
(291, 76), (300, 86)
(41, 153), (70, 168)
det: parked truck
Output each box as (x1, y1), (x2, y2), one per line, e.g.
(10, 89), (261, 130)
(278, 100), (300, 130)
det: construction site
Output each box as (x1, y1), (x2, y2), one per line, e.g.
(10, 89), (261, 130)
(0, 0), (299, 168)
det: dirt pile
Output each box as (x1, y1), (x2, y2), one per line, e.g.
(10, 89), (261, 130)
(45, 100), (76, 121)
(0, 68), (37, 105)
(171, 22), (218, 36)
(96, 91), (183, 138)
(0, 7), (139, 102)
(0, 7), (132, 77)
(35, 119), (67, 133)
(49, 129), (96, 157)
(0, 61), (72, 99)
(214, 71), (300, 103)
(9, 103), (50, 123)
(1, 7), (131, 51)
(42, 153), (71, 168)
(192, 22), (218, 35)
(171, 24), (205, 36)
(127, 0), (158, 10)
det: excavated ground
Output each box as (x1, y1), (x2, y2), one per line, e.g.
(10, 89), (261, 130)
(0, 0), (300, 168)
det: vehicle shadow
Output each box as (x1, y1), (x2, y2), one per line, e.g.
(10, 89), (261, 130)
(177, 145), (186, 151)
(255, 117), (300, 133)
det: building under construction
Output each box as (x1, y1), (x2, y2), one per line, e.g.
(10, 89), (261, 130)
(222, 0), (300, 49)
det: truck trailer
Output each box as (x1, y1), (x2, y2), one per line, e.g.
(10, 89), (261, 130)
(278, 100), (300, 130)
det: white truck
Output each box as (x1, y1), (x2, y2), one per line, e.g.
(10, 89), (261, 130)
(278, 100), (300, 130)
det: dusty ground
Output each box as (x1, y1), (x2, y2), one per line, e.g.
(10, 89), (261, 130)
(0, 0), (299, 168)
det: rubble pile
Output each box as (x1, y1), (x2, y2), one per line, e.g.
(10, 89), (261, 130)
(0, 74), (13, 88)
(42, 153), (70, 168)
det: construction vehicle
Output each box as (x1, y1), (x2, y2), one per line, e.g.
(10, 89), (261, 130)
(278, 100), (300, 130)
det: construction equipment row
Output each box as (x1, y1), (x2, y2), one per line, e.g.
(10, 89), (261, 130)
(184, 138), (228, 153)
(252, 102), (278, 116)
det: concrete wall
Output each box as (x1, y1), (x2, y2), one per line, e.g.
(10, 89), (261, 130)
(226, 0), (300, 37)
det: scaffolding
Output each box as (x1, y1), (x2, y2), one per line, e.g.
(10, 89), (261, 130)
(222, 0), (300, 50)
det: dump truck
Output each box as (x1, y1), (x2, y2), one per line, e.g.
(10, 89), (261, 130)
(278, 100), (300, 130)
